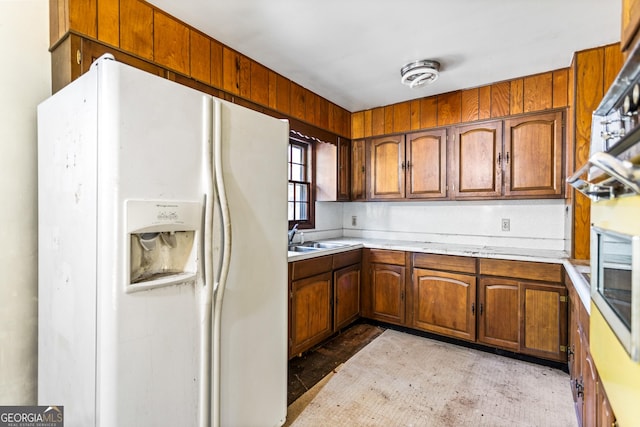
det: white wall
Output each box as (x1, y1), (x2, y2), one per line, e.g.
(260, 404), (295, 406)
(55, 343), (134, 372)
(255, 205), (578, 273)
(0, 0), (51, 404)
(307, 199), (568, 252)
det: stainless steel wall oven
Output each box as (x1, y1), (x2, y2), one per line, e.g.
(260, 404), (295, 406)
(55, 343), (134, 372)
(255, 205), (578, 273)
(591, 226), (640, 361)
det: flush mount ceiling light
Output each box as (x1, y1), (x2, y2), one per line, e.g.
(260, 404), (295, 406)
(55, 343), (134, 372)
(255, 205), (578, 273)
(400, 60), (440, 88)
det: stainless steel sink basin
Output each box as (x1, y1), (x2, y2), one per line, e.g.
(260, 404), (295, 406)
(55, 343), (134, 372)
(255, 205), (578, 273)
(288, 245), (322, 253)
(298, 241), (349, 249)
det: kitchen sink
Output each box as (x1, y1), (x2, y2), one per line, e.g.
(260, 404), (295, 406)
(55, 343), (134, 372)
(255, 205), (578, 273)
(298, 241), (349, 249)
(288, 245), (322, 252)
(288, 241), (350, 253)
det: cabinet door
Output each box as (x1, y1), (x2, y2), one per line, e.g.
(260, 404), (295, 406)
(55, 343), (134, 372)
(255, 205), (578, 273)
(334, 263), (361, 331)
(575, 324), (585, 427)
(503, 111), (563, 197)
(369, 135), (405, 199)
(406, 129), (447, 199)
(622, 0), (640, 51)
(520, 282), (568, 361)
(597, 380), (616, 427)
(582, 337), (598, 427)
(567, 282), (581, 404)
(413, 268), (476, 341)
(351, 139), (367, 200)
(478, 278), (520, 351)
(337, 138), (351, 201)
(452, 121), (502, 198)
(290, 271), (333, 357)
(370, 263), (405, 325)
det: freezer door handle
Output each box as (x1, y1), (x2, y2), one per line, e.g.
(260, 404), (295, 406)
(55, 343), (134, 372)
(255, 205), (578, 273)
(211, 99), (232, 427)
(199, 97), (215, 427)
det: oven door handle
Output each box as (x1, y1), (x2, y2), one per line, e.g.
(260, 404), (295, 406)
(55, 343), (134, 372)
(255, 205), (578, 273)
(567, 151), (640, 200)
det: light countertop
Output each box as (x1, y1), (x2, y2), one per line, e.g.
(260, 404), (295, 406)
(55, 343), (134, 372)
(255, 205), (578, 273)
(287, 237), (568, 263)
(562, 260), (592, 313)
(288, 237), (592, 311)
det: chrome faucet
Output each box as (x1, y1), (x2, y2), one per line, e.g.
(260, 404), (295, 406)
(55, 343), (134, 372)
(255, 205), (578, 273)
(288, 223), (298, 244)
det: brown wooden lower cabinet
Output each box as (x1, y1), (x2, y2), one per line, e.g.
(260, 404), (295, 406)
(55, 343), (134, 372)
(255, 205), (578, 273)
(520, 282), (567, 361)
(370, 263), (406, 325)
(289, 271), (333, 357)
(478, 277), (567, 361)
(413, 268), (476, 342)
(288, 249), (362, 358)
(582, 333), (598, 427)
(334, 263), (361, 331)
(361, 252), (569, 363)
(363, 249), (407, 326)
(478, 278), (520, 351)
(479, 258), (567, 362)
(597, 381), (616, 427)
(565, 271), (617, 427)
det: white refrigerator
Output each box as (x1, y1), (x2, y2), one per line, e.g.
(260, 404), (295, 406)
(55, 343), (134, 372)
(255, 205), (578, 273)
(37, 54), (289, 427)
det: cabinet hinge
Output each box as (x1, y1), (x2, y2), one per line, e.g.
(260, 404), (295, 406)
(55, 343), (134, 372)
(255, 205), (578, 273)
(560, 345), (567, 353)
(560, 296), (568, 303)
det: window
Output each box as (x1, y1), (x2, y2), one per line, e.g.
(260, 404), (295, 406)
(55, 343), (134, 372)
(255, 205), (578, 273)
(288, 139), (314, 228)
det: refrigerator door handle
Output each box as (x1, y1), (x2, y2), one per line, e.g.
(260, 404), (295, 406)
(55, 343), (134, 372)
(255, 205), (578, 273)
(199, 97), (215, 427)
(212, 99), (232, 427)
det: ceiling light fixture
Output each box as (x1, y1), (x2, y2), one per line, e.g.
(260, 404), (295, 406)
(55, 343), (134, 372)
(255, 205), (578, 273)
(400, 60), (440, 88)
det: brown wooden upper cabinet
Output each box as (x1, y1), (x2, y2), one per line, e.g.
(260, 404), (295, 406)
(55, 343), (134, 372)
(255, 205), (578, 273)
(452, 111), (563, 200)
(622, 0), (640, 52)
(406, 129), (448, 199)
(369, 135), (405, 199)
(351, 139), (367, 200)
(337, 138), (351, 200)
(368, 129), (447, 200)
(452, 120), (503, 199)
(503, 111), (563, 197)
(354, 110), (564, 202)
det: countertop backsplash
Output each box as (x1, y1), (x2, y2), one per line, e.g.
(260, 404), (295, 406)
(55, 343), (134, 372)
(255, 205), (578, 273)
(300, 200), (569, 252)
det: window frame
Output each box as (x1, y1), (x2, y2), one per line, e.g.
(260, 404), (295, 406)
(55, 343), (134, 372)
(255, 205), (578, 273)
(288, 137), (315, 230)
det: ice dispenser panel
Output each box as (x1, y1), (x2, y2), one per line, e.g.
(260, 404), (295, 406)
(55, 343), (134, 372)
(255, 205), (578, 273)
(126, 200), (202, 292)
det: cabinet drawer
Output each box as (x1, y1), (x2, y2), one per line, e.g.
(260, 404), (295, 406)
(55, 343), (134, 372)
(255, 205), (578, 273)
(291, 255), (333, 280)
(479, 258), (562, 283)
(413, 253), (476, 274)
(333, 249), (362, 270)
(368, 249), (405, 266)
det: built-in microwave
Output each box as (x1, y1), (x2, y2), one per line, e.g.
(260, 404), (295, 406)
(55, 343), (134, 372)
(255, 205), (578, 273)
(591, 225), (640, 362)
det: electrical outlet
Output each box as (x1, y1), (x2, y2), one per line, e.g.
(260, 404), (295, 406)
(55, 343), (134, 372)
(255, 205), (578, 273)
(501, 218), (510, 232)
(352, 216), (357, 226)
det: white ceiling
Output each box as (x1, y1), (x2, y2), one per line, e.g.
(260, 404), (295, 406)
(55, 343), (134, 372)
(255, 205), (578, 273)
(147, 0), (622, 112)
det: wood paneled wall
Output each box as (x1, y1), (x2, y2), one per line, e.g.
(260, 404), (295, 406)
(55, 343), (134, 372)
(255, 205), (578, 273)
(571, 43), (623, 260)
(351, 69), (569, 139)
(49, 0), (350, 138)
